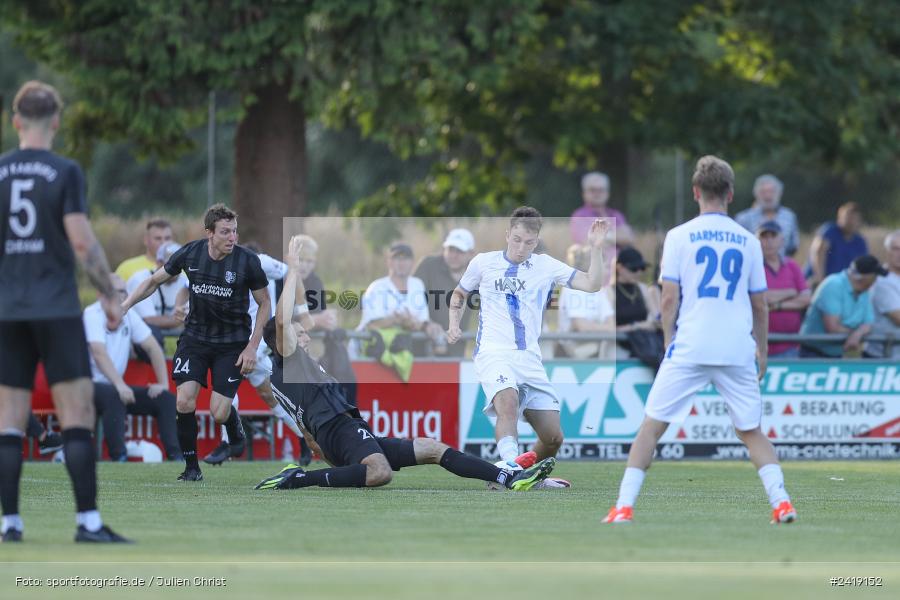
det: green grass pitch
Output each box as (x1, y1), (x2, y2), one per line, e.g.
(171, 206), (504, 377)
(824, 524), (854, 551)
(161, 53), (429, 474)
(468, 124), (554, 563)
(1, 460), (898, 599)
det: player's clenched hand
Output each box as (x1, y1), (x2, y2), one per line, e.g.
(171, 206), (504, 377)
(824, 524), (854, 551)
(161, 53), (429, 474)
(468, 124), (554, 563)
(174, 302), (189, 324)
(236, 346), (257, 375)
(147, 383), (167, 399)
(446, 325), (462, 344)
(587, 218), (611, 248)
(115, 384), (136, 405)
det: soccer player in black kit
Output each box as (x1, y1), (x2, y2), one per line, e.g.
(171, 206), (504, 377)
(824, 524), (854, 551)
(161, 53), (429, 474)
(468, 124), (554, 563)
(123, 204), (269, 481)
(254, 236), (555, 492)
(0, 81), (130, 543)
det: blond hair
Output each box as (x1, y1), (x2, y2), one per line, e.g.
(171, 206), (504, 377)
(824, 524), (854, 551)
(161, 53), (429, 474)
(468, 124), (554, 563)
(692, 155), (734, 202)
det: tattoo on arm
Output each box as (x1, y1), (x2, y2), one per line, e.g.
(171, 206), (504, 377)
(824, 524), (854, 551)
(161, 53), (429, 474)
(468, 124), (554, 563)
(84, 241), (115, 297)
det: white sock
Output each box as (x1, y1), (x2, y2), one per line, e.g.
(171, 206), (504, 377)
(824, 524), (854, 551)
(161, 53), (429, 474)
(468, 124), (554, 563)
(271, 404), (303, 438)
(221, 425), (229, 444)
(758, 463), (790, 508)
(496, 436), (519, 464)
(76, 510), (103, 532)
(616, 467), (646, 508)
(1, 514), (23, 534)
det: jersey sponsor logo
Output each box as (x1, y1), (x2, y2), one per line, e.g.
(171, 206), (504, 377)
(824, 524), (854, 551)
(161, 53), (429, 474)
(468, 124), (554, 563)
(191, 283), (234, 297)
(225, 271), (236, 284)
(4, 239), (45, 254)
(494, 277), (525, 293)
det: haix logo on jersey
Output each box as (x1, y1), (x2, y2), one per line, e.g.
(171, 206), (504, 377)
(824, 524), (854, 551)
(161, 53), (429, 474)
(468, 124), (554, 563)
(225, 271), (236, 284)
(494, 277), (525, 293)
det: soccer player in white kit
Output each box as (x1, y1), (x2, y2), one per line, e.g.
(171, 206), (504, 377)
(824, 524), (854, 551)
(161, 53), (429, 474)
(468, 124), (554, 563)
(447, 207), (608, 471)
(602, 156), (797, 525)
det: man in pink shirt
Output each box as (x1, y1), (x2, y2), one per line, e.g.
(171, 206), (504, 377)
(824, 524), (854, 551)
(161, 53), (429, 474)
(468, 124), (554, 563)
(570, 172), (634, 246)
(758, 221), (810, 357)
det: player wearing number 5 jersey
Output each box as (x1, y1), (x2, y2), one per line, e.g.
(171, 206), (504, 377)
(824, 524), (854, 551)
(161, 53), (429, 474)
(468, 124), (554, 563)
(603, 156), (796, 525)
(0, 81), (130, 543)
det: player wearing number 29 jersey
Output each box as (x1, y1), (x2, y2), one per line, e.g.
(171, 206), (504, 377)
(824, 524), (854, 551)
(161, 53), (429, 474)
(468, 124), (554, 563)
(659, 211), (767, 366)
(603, 156), (795, 527)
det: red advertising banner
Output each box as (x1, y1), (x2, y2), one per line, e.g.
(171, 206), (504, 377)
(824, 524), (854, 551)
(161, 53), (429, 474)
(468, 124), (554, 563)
(30, 360), (461, 460)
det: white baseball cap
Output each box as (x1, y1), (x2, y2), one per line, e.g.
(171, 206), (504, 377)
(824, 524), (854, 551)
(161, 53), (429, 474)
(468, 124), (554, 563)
(442, 228), (475, 252)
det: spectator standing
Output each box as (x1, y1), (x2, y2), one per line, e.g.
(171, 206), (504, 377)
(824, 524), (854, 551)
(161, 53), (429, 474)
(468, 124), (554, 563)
(735, 174), (800, 257)
(807, 202), (868, 287)
(756, 221), (810, 358)
(864, 230), (900, 359)
(115, 218), (173, 283)
(799, 255), (884, 358)
(84, 276), (180, 461)
(414, 228), (476, 357)
(570, 172), (634, 247)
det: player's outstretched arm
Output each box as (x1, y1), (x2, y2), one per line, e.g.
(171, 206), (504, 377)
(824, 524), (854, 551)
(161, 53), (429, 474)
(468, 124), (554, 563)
(64, 213), (121, 327)
(570, 218), (609, 293)
(274, 235), (314, 358)
(122, 266), (176, 313)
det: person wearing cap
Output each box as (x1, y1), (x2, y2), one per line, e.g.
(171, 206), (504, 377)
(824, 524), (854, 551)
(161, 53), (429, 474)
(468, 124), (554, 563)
(413, 229), (476, 357)
(735, 175), (800, 257)
(357, 242), (445, 353)
(115, 217), (174, 282)
(757, 220), (810, 358)
(799, 254), (884, 358)
(864, 230), (900, 359)
(607, 247), (660, 356)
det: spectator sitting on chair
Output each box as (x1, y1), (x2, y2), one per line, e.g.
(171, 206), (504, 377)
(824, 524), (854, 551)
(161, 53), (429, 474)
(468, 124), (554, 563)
(807, 202), (868, 288)
(864, 230), (900, 359)
(799, 255), (884, 358)
(84, 275), (181, 461)
(757, 221), (810, 358)
(126, 241), (188, 360)
(356, 243), (445, 357)
(557, 244), (615, 359)
(609, 247), (660, 359)
(413, 228), (476, 357)
(735, 174), (800, 257)
(115, 218), (173, 283)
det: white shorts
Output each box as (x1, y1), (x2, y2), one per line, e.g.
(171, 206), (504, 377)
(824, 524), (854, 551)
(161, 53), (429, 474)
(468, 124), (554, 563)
(246, 342), (273, 388)
(474, 350), (560, 421)
(645, 360), (763, 431)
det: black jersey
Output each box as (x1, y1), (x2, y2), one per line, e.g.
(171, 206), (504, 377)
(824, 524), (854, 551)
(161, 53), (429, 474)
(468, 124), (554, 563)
(165, 239), (268, 344)
(269, 347), (357, 438)
(0, 149), (87, 320)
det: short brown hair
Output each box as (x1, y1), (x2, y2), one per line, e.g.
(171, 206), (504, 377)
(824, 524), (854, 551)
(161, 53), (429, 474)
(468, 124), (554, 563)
(204, 204), (237, 231)
(691, 155), (734, 201)
(146, 217), (171, 231)
(509, 206), (543, 234)
(13, 81), (63, 121)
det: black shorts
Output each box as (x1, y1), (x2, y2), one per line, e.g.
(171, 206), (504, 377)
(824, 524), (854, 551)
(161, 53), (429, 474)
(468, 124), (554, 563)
(0, 318), (91, 388)
(315, 413), (417, 470)
(172, 336), (245, 397)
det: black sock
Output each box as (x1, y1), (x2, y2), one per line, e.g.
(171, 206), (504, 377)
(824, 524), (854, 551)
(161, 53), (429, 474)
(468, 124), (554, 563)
(223, 406), (245, 443)
(439, 448), (511, 487)
(26, 414), (44, 439)
(61, 428), (97, 513)
(176, 411), (199, 469)
(0, 434), (24, 517)
(290, 464), (367, 488)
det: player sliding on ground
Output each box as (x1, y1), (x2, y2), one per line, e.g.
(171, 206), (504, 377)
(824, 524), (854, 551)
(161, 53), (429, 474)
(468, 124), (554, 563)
(254, 236), (555, 492)
(602, 156), (797, 525)
(446, 207), (608, 487)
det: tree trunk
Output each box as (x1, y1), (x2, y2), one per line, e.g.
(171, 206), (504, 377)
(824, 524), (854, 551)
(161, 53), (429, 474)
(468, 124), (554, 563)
(233, 82), (306, 255)
(597, 141), (630, 215)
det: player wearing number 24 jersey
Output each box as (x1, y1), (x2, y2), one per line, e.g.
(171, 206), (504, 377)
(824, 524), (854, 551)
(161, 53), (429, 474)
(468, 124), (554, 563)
(603, 156), (796, 526)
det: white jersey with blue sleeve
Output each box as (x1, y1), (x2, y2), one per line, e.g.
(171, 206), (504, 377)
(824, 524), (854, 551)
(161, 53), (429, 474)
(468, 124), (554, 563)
(459, 251), (576, 358)
(660, 213), (767, 366)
